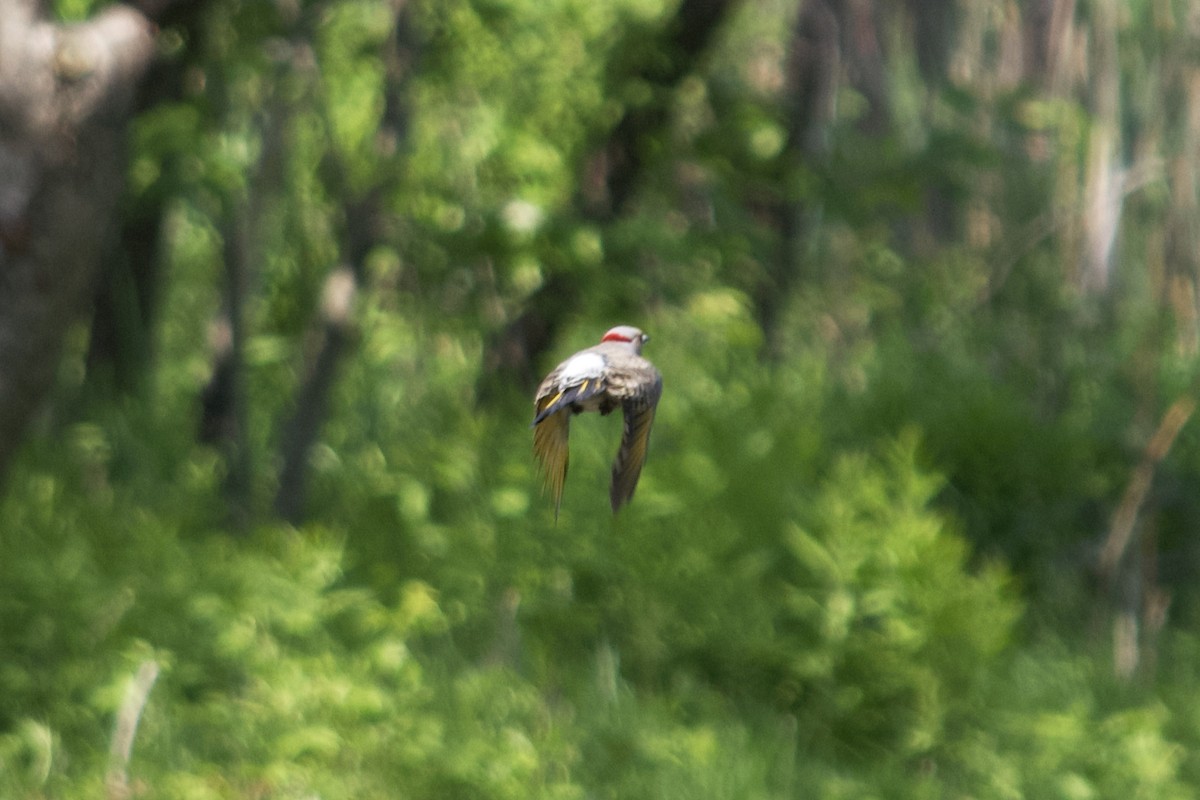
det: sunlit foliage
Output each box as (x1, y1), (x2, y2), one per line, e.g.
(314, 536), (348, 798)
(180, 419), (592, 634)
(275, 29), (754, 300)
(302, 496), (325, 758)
(9, 0), (1200, 796)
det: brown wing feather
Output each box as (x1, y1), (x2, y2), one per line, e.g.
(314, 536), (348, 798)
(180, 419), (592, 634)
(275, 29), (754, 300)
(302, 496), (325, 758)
(610, 402), (657, 512)
(533, 410), (570, 518)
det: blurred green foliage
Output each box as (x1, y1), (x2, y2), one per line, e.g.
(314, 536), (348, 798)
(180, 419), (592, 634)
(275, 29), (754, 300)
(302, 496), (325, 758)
(10, 0), (1200, 796)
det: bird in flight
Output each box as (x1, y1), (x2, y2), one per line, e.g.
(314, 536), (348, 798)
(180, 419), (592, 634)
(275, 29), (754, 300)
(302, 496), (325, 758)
(532, 325), (663, 517)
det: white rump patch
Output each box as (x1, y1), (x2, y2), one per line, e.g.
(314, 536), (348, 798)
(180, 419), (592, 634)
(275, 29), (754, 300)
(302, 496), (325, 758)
(559, 352), (605, 385)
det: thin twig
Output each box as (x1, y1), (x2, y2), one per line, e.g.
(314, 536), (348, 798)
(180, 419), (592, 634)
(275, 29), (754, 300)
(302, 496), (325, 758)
(1097, 395), (1195, 581)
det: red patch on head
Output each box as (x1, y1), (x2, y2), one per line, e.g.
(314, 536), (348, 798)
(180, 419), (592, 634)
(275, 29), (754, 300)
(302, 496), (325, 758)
(601, 329), (635, 343)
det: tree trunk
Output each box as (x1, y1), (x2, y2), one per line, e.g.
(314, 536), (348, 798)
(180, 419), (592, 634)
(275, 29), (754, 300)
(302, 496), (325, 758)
(0, 0), (155, 483)
(480, 0), (740, 394)
(272, 2), (415, 524)
(86, 0), (213, 394)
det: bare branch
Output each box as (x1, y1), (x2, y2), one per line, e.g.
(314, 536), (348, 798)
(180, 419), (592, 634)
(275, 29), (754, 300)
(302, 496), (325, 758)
(1098, 396), (1196, 581)
(274, 266), (359, 523)
(106, 659), (160, 800)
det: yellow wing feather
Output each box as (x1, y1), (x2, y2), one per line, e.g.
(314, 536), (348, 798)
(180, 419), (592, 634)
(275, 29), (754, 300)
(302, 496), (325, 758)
(539, 390), (564, 414)
(533, 410), (570, 518)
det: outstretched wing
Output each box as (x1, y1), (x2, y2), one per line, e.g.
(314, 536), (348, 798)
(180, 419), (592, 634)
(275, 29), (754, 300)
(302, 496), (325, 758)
(610, 401), (657, 512)
(533, 410), (570, 518)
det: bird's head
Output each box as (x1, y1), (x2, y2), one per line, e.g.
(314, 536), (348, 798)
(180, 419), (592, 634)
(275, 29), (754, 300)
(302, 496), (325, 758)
(600, 325), (649, 354)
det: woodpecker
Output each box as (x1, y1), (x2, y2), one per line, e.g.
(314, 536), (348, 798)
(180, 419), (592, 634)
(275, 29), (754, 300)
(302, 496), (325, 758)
(532, 325), (663, 516)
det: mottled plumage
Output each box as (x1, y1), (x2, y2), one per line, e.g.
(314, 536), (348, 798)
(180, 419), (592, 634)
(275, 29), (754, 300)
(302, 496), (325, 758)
(532, 325), (663, 516)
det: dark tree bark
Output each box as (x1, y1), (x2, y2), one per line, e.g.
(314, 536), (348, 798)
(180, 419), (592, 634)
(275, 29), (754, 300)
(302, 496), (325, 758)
(86, 0), (213, 393)
(480, 0), (740, 394)
(753, 0), (842, 358)
(86, 213), (161, 392)
(216, 202), (254, 524)
(272, 202), (372, 524)
(198, 58), (294, 527)
(904, 0), (957, 85)
(272, 265), (358, 524)
(272, 2), (415, 524)
(581, 0), (736, 220)
(0, 0), (155, 483)
(756, 0), (965, 354)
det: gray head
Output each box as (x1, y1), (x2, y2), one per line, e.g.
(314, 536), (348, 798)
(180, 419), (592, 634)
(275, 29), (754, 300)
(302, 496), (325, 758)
(600, 325), (649, 354)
